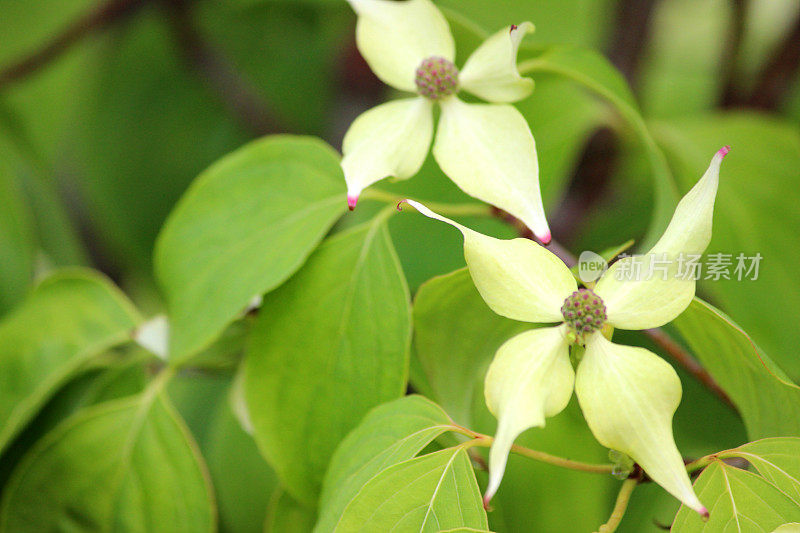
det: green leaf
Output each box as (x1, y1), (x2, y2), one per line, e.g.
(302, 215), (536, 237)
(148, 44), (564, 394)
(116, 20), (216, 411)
(334, 447), (488, 532)
(0, 389), (215, 532)
(413, 268), (529, 427)
(244, 216), (410, 506)
(0, 269), (140, 454)
(673, 438), (800, 531)
(671, 298), (800, 439)
(673, 462), (800, 532)
(439, 0), (611, 48)
(155, 135), (346, 362)
(265, 489), (316, 533)
(0, 162), (34, 314)
(521, 45), (679, 247)
(654, 113), (800, 378)
(316, 395), (457, 532)
(637, 0), (728, 118)
(725, 439), (800, 506)
(169, 373), (276, 533)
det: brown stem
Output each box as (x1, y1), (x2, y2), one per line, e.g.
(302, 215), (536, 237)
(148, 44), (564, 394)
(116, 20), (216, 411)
(606, 0), (659, 86)
(720, 0), (748, 106)
(0, 0), (148, 89)
(548, 0), (658, 243)
(644, 328), (734, 408)
(743, 14), (800, 109)
(160, 0), (285, 135)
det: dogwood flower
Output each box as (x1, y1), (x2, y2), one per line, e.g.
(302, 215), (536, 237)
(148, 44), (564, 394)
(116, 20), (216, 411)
(343, 0), (551, 242)
(404, 146), (730, 517)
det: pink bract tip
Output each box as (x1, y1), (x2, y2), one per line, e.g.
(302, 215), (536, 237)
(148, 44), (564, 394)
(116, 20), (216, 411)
(717, 145), (731, 158)
(700, 506), (710, 520)
(539, 231), (552, 245)
(347, 194), (358, 211)
(482, 493), (493, 511)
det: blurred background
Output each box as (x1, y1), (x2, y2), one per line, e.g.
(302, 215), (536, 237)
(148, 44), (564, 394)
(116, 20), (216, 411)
(0, 0), (798, 531)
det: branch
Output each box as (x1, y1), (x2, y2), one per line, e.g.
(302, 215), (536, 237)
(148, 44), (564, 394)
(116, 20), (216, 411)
(461, 432), (615, 475)
(160, 0), (285, 135)
(547, 0), (658, 242)
(720, 0), (747, 106)
(606, 0), (659, 86)
(0, 0), (148, 89)
(743, 13), (800, 109)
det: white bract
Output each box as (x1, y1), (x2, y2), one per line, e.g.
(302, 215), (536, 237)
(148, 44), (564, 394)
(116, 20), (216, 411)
(405, 147), (730, 517)
(343, 0), (551, 242)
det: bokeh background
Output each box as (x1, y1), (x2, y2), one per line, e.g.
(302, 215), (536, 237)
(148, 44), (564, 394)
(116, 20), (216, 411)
(0, 0), (799, 531)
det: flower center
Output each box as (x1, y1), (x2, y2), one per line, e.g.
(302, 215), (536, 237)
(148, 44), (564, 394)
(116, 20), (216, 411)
(415, 56), (459, 100)
(561, 289), (607, 341)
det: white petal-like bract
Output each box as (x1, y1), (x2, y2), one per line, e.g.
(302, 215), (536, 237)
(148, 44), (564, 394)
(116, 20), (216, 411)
(576, 333), (707, 516)
(404, 200), (574, 323)
(483, 325), (574, 503)
(348, 0), (455, 91)
(341, 97), (434, 206)
(460, 22), (535, 103)
(433, 98), (551, 242)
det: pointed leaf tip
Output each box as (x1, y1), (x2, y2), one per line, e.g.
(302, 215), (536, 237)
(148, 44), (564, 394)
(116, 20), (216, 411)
(347, 194), (358, 211)
(717, 145), (731, 158)
(539, 230), (552, 245)
(482, 493), (493, 511)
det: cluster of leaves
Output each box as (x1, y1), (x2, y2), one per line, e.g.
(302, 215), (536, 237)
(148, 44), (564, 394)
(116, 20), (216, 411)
(0, 0), (799, 531)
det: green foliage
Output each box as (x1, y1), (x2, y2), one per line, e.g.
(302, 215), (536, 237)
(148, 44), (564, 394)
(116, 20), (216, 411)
(656, 113), (800, 377)
(244, 216), (411, 506)
(334, 447), (488, 531)
(0, 391), (214, 532)
(155, 135), (346, 361)
(317, 395), (456, 531)
(672, 298), (800, 439)
(413, 268), (530, 427)
(0, 164), (34, 313)
(0, 269), (140, 454)
(673, 438), (800, 531)
(0, 0), (798, 531)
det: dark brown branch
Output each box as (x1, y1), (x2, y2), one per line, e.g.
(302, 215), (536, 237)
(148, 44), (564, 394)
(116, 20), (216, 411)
(720, 0), (748, 106)
(548, 0), (658, 244)
(606, 0), (659, 86)
(644, 328), (734, 408)
(0, 0), (148, 89)
(743, 14), (800, 109)
(161, 0), (285, 135)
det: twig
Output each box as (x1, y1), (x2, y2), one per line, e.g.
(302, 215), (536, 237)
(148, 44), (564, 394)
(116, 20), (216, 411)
(644, 328), (734, 408)
(743, 14), (800, 109)
(597, 478), (638, 533)
(456, 430), (615, 475)
(547, 0), (657, 241)
(720, 0), (747, 106)
(0, 0), (148, 89)
(160, 0), (284, 135)
(605, 0), (658, 86)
